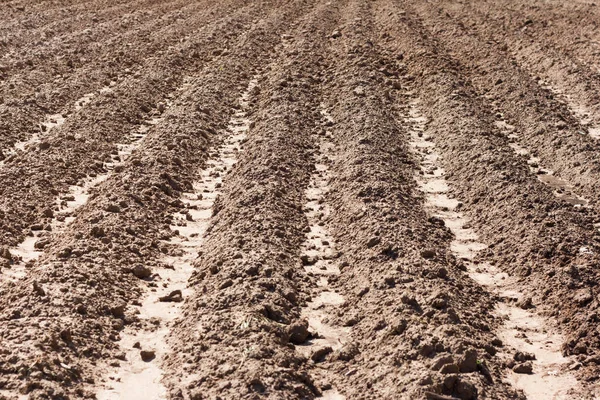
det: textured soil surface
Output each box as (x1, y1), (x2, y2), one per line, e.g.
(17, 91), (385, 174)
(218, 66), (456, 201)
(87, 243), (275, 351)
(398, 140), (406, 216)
(1, 0), (600, 399)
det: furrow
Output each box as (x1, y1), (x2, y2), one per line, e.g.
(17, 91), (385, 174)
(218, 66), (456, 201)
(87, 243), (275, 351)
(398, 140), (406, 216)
(0, 1), (317, 397)
(0, 0), (103, 33)
(2, 97), (168, 283)
(378, 0), (600, 392)
(404, 0), (600, 206)
(407, 98), (580, 399)
(0, 90), (97, 167)
(470, 0), (600, 132)
(0, 0), (229, 152)
(163, 2), (341, 398)
(0, 0), (199, 75)
(97, 78), (257, 400)
(486, 0), (600, 72)
(0, 0), (182, 54)
(296, 1), (522, 398)
(0, 3), (258, 250)
(294, 103), (348, 399)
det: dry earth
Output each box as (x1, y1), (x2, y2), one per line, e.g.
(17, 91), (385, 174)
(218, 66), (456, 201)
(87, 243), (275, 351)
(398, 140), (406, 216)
(1, 0), (600, 399)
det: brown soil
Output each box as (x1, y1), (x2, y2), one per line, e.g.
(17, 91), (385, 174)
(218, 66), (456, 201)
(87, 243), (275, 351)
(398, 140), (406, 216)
(1, 0), (600, 399)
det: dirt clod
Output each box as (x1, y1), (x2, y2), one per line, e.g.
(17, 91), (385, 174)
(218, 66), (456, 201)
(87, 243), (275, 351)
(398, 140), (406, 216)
(132, 265), (152, 279)
(140, 350), (156, 362)
(288, 320), (310, 345)
(513, 362), (534, 374)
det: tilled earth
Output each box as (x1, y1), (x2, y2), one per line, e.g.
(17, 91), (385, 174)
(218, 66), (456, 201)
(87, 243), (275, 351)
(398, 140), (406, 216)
(1, 0), (600, 399)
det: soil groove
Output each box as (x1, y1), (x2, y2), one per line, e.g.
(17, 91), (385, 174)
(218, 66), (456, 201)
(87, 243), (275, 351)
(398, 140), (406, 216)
(4, 0), (600, 398)
(2, 92), (171, 284)
(407, 97), (580, 399)
(0, 89), (99, 166)
(297, 104), (348, 400)
(97, 78), (257, 399)
(494, 120), (589, 208)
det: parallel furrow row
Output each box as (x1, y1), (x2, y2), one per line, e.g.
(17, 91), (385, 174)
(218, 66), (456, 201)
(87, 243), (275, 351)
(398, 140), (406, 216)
(0, 2), (299, 397)
(0, 0), (229, 151)
(381, 0), (600, 394)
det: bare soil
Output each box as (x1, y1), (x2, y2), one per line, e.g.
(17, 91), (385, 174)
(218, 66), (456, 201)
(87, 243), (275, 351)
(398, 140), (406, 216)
(1, 0), (600, 399)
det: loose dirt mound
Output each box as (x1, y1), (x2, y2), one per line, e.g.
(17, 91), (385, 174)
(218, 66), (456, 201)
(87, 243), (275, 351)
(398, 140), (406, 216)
(1, 0), (600, 399)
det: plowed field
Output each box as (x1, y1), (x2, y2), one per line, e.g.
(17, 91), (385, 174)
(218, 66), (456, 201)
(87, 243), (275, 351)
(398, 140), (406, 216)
(2, 0), (600, 399)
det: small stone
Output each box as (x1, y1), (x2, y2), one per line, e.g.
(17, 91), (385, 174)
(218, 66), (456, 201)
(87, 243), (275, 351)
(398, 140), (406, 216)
(219, 279), (233, 290)
(517, 297), (534, 310)
(401, 292), (418, 307)
(249, 378), (265, 393)
(455, 379), (478, 400)
(110, 305), (126, 318)
(430, 295), (448, 310)
(60, 329), (72, 343)
(288, 320), (310, 344)
(140, 350), (156, 362)
(389, 318), (407, 335)
(245, 265), (259, 276)
(573, 289), (593, 306)
(90, 226), (105, 238)
(428, 290), (448, 308)
(34, 238), (50, 249)
(0, 246), (12, 261)
(301, 254), (316, 266)
(58, 247), (72, 258)
(311, 346), (333, 362)
(33, 281), (45, 296)
(159, 290), (183, 302)
(421, 249), (436, 259)
(39, 141), (51, 150)
(514, 351), (536, 362)
(432, 355), (454, 371)
(132, 265), (152, 279)
(418, 376), (433, 386)
(105, 204), (120, 213)
(366, 236), (380, 248)
(331, 30), (342, 38)
(335, 343), (359, 361)
(513, 362), (533, 374)
(384, 275), (395, 287)
(459, 349), (478, 373)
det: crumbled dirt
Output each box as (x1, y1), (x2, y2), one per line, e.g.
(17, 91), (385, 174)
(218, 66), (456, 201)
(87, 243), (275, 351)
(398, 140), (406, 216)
(2, 0), (600, 399)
